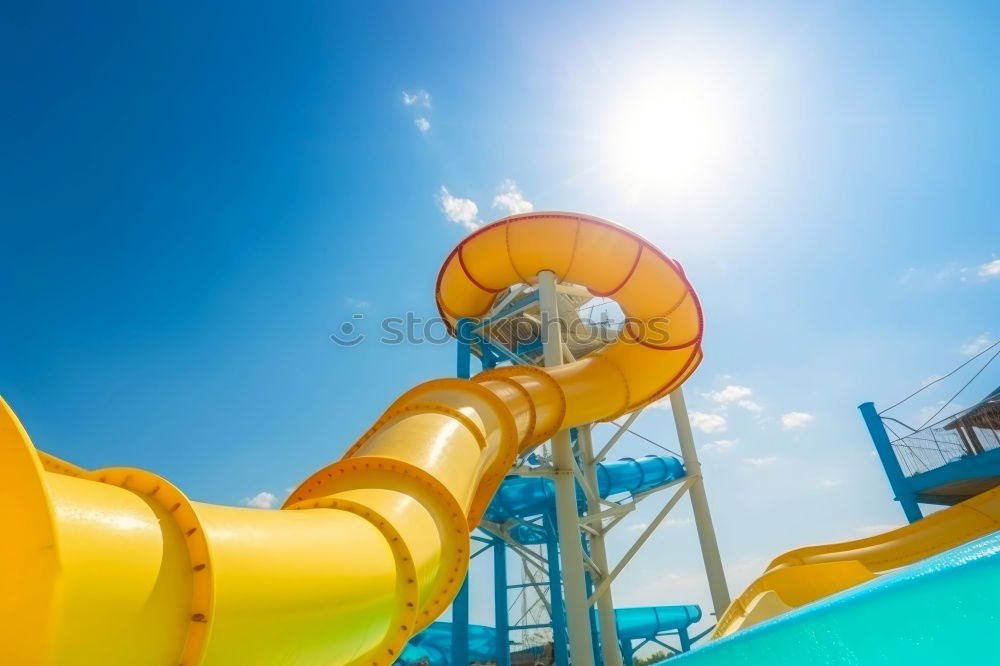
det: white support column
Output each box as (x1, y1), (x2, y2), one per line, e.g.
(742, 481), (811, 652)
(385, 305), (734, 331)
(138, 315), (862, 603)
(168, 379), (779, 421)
(578, 425), (623, 666)
(537, 270), (596, 666)
(669, 387), (731, 618)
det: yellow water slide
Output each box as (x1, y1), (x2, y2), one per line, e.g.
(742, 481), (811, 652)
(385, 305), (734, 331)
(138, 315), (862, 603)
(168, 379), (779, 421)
(714, 484), (1000, 637)
(1, 212), (704, 666)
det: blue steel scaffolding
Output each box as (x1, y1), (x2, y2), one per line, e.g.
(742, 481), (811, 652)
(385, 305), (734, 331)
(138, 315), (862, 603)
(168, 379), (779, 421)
(437, 310), (709, 666)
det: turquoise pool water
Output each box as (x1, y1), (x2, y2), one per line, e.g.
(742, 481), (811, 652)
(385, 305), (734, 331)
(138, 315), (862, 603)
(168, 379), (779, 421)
(667, 530), (1000, 665)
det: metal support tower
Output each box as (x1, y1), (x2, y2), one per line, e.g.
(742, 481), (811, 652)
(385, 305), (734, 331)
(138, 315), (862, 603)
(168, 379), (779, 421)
(447, 275), (729, 665)
(451, 318), (474, 666)
(668, 388), (731, 619)
(578, 425), (622, 666)
(545, 514), (571, 666)
(493, 536), (511, 666)
(537, 269), (597, 666)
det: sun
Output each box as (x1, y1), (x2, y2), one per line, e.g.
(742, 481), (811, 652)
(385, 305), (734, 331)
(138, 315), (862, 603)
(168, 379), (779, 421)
(601, 67), (741, 198)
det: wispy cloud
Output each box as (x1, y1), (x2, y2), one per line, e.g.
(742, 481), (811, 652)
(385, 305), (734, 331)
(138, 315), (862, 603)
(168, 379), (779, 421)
(960, 333), (994, 356)
(704, 384), (762, 413)
(630, 571), (705, 604)
(244, 491), (277, 509)
(705, 385), (751, 403)
(899, 263), (970, 284)
(701, 438), (738, 454)
(743, 456), (779, 467)
(918, 400), (964, 425)
(625, 518), (691, 532)
(726, 556), (766, 579)
(977, 259), (1000, 279)
(345, 297), (370, 310)
(818, 479), (842, 489)
(402, 89), (431, 108)
(921, 374), (943, 386)
(492, 179), (534, 215)
(781, 411), (814, 430)
(689, 411), (727, 433)
(437, 186), (479, 231)
(901, 257), (1000, 285)
(664, 517), (694, 527)
(414, 117), (431, 134)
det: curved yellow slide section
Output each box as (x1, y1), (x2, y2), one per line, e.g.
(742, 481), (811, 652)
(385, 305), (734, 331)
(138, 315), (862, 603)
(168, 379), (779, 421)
(1, 212), (703, 666)
(714, 485), (1000, 638)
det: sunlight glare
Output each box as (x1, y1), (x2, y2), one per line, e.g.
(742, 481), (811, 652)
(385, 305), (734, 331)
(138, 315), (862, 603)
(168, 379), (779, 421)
(602, 67), (742, 198)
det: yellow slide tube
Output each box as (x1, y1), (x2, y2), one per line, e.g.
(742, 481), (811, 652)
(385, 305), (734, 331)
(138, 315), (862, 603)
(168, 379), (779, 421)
(1, 212), (703, 665)
(714, 485), (1000, 637)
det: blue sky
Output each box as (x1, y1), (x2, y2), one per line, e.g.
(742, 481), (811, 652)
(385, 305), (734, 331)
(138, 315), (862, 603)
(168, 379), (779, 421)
(3, 0), (999, 642)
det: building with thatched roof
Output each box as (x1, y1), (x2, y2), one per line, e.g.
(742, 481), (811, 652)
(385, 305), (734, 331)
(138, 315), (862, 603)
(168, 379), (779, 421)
(942, 385), (1000, 456)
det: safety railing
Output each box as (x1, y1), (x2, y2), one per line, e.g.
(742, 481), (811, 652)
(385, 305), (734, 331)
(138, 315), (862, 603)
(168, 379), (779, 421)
(885, 403), (1000, 478)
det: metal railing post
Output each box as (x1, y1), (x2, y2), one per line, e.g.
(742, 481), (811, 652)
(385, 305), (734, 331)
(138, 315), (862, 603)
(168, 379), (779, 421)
(859, 401), (923, 523)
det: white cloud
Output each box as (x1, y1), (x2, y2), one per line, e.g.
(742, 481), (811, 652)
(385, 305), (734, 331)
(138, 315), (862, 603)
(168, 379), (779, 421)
(818, 479), (842, 489)
(414, 117), (431, 134)
(705, 384), (762, 413)
(781, 411), (814, 430)
(689, 411), (727, 433)
(934, 264), (969, 282)
(625, 518), (691, 533)
(705, 385), (752, 403)
(244, 491), (277, 509)
(918, 400), (964, 426)
(726, 556), (766, 579)
(631, 571), (704, 604)
(402, 89), (431, 108)
(960, 333), (993, 356)
(345, 297), (369, 310)
(855, 523), (905, 536)
(743, 456), (779, 467)
(978, 259), (1000, 279)
(921, 374), (942, 386)
(437, 186), (479, 231)
(900, 258), (1000, 285)
(664, 517), (694, 527)
(492, 179), (534, 215)
(701, 438), (738, 454)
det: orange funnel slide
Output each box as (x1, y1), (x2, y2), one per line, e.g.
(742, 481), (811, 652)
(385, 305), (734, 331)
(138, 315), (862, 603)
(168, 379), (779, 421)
(1, 212), (703, 665)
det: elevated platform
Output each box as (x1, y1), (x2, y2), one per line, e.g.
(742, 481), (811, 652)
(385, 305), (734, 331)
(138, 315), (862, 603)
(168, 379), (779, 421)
(909, 450), (1000, 505)
(864, 383), (1000, 519)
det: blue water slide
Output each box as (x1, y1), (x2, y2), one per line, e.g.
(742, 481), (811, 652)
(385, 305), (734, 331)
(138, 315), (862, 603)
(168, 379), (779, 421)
(395, 605), (702, 666)
(397, 623), (496, 665)
(615, 605), (702, 640)
(484, 454), (685, 524)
